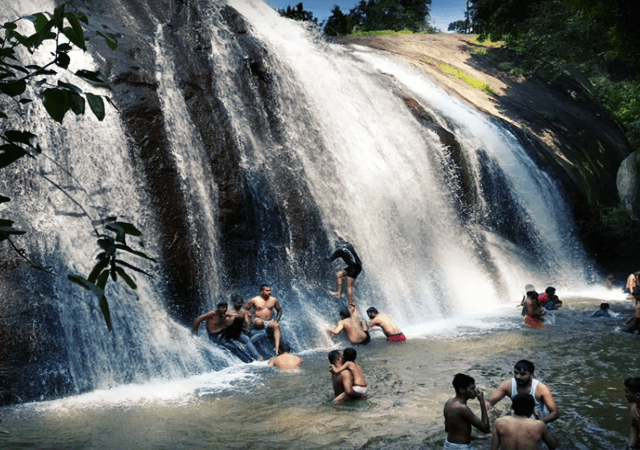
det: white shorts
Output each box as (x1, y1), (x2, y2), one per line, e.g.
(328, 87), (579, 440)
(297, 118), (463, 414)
(443, 439), (475, 450)
(353, 385), (368, 395)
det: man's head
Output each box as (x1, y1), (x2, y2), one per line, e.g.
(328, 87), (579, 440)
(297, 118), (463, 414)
(624, 378), (640, 404)
(328, 350), (342, 365)
(526, 291), (539, 301)
(339, 308), (351, 319)
(524, 284), (535, 292)
(514, 360), (535, 386)
(216, 302), (228, 313)
(511, 393), (536, 417)
(452, 373), (477, 398)
(600, 303), (610, 310)
(366, 307), (378, 319)
(260, 285), (272, 299)
(545, 286), (556, 295)
(343, 347), (357, 362)
(279, 342), (290, 354)
(231, 294), (244, 310)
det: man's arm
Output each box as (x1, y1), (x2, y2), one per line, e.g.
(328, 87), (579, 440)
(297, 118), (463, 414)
(274, 300), (283, 322)
(192, 311), (215, 334)
(329, 361), (353, 375)
(540, 422), (557, 449)
(538, 383), (560, 424)
(474, 391), (491, 433)
(629, 404), (640, 448)
(244, 298), (254, 312)
(327, 321), (345, 335)
(486, 380), (511, 409)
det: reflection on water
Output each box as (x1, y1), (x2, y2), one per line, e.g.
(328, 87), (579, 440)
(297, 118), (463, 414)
(1, 295), (637, 449)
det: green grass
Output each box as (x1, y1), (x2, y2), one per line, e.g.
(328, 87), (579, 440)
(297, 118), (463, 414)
(426, 59), (496, 95)
(469, 37), (504, 47)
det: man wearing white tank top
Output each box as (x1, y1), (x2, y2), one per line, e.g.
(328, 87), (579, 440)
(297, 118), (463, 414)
(485, 360), (560, 426)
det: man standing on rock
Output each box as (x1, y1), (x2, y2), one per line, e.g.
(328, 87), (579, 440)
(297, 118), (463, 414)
(245, 284), (282, 355)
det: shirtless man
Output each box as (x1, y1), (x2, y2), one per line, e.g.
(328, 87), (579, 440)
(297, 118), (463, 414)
(491, 394), (556, 450)
(443, 373), (490, 449)
(192, 302), (231, 342)
(523, 291), (546, 329)
(327, 304), (370, 345)
(327, 349), (366, 402)
(329, 240), (363, 306)
(225, 294), (262, 361)
(329, 347), (367, 402)
(623, 296), (640, 334)
(624, 377), (640, 450)
(366, 307), (406, 342)
(627, 271), (640, 295)
(486, 360), (560, 426)
(268, 342), (302, 370)
(245, 285), (282, 354)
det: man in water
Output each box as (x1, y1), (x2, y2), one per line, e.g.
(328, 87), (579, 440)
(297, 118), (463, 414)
(327, 304), (370, 345)
(443, 373), (490, 449)
(225, 294), (262, 361)
(192, 302), (231, 342)
(623, 295), (640, 334)
(522, 291), (546, 328)
(245, 284), (283, 354)
(627, 271), (640, 296)
(592, 302), (611, 317)
(329, 240), (362, 306)
(537, 287), (556, 308)
(624, 377), (640, 450)
(328, 349), (365, 402)
(486, 360), (560, 426)
(366, 307), (406, 342)
(268, 342), (302, 370)
(491, 394), (556, 450)
(329, 347), (367, 402)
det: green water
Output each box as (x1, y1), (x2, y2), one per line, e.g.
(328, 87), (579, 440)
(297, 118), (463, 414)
(1, 296), (637, 449)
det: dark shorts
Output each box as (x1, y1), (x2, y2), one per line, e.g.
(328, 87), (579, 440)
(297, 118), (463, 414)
(344, 264), (362, 279)
(356, 331), (370, 345)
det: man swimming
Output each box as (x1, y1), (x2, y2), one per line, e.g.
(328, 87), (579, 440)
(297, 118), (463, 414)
(327, 304), (370, 345)
(486, 360), (560, 426)
(329, 240), (362, 306)
(366, 307), (406, 342)
(443, 373), (490, 449)
(491, 394), (556, 449)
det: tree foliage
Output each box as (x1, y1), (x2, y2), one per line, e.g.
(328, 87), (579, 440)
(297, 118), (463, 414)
(1, 1), (153, 331)
(324, 0), (432, 36)
(278, 3), (318, 24)
(448, 20), (470, 33)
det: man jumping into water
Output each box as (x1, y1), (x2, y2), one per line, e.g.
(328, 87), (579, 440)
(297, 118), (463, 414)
(328, 240), (362, 306)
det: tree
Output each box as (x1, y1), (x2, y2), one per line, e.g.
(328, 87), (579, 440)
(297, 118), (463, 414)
(278, 2), (318, 25)
(325, 0), (431, 35)
(448, 20), (469, 33)
(324, 5), (353, 36)
(1, 1), (154, 331)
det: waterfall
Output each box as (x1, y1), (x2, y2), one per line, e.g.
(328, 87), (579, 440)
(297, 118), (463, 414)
(1, 0), (595, 402)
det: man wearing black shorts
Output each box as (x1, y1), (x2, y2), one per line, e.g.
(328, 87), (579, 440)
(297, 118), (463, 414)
(329, 241), (362, 306)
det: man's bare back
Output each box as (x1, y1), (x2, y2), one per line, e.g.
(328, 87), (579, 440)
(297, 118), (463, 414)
(491, 416), (556, 450)
(369, 314), (401, 336)
(269, 352), (302, 370)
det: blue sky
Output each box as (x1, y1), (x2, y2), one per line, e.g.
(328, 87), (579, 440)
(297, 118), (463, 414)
(265, 0), (468, 32)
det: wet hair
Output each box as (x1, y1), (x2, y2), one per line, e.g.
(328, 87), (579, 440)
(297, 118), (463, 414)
(340, 309), (351, 319)
(526, 291), (539, 301)
(279, 342), (290, 354)
(231, 294), (243, 304)
(343, 347), (357, 362)
(512, 393), (535, 416)
(625, 378), (640, 394)
(366, 307), (378, 315)
(452, 373), (475, 392)
(514, 360), (535, 374)
(260, 284), (270, 292)
(600, 303), (610, 310)
(328, 350), (341, 365)
(217, 302), (228, 308)
(545, 286), (556, 294)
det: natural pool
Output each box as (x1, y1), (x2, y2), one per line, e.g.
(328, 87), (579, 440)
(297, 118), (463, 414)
(1, 294), (637, 450)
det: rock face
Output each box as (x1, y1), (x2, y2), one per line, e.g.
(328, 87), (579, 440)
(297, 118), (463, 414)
(618, 151), (640, 220)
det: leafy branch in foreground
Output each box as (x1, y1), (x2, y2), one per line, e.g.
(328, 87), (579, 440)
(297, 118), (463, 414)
(1, 2), (154, 331)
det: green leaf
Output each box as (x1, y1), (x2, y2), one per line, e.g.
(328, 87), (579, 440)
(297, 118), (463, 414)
(75, 70), (108, 88)
(0, 111), (7, 119)
(0, 48), (16, 59)
(88, 257), (109, 283)
(31, 13), (50, 33)
(86, 93), (105, 120)
(97, 31), (118, 50)
(114, 259), (152, 276)
(0, 144), (28, 169)
(0, 225), (25, 236)
(99, 295), (112, 331)
(68, 91), (85, 115)
(56, 43), (72, 53)
(96, 269), (109, 289)
(0, 219), (14, 227)
(0, 79), (26, 96)
(117, 222), (142, 236)
(63, 12), (86, 51)
(0, 195), (10, 203)
(114, 244), (156, 261)
(58, 81), (82, 92)
(115, 267), (137, 290)
(42, 88), (71, 122)
(68, 274), (93, 290)
(3, 22), (17, 31)
(55, 52), (70, 69)
(4, 130), (37, 147)
(110, 264), (117, 281)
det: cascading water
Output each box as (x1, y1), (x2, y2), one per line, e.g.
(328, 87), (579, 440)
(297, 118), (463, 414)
(1, 0), (596, 402)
